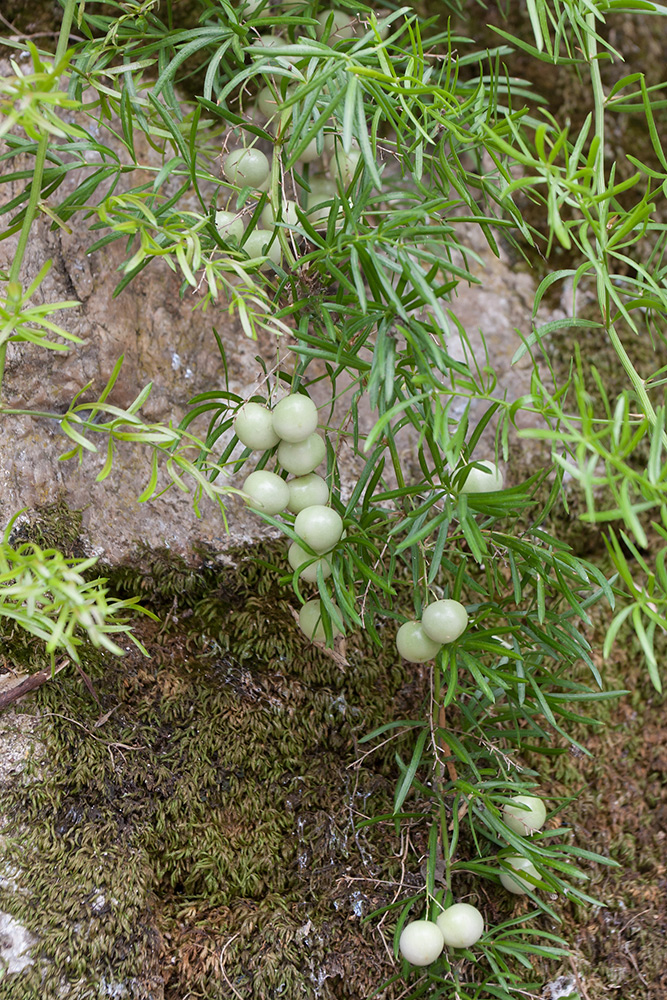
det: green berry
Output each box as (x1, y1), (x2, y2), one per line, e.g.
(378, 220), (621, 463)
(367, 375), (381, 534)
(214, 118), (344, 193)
(499, 856), (540, 895)
(435, 903), (484, 949)
(298, 598), (340, 642)
(288, 541), (332, 583)
(459, 460), (504, 494)
(398, 920), (444, 966)
(396, 621), (441, 663)
(234, 402), (280, 450)
(294, 504), (343, 553)
(277, 433), (326, 475)
(421, 599), (468, 644)
(503, 796), (547, 836)
(287, 473), (329, 513)
(272, 395), (318, 443)
(242, 470), (289, 514)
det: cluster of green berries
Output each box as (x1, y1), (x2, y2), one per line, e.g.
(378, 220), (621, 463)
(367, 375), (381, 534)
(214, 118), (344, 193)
(398, 793), (548, 966)
(216, 8), (379, 268)
(235, 395), (342, 641)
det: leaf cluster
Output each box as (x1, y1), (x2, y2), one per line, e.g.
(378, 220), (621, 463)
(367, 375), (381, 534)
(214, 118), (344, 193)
(0, 511), (155, 664)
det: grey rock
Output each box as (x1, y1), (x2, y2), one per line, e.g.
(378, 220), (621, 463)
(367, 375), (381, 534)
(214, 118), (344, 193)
(0, 910), (37, 974)
(0, 61), (553, 565)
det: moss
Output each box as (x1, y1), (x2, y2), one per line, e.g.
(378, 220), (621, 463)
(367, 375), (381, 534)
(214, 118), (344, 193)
(0, 542), (420, 998)
(1, 515), (666, 1000)
(9, 498), (86, 561)
(516, 593), (667, 999)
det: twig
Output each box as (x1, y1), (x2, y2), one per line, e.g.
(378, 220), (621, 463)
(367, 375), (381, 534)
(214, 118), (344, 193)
(74, 661), (103, 710)
(0, 658), (69, 710)
(0, 10), (84, 41)
(289, 606), (349, 668)
(39, 712), (145, 751)
(568, 954), (593, 1000)
(219, 933), (245, 1000)
(346, 726), (413, 770)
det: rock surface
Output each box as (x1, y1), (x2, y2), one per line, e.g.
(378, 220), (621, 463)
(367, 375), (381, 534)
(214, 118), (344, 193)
(0, 911), (38, 975)
(0, 58), (558, 564)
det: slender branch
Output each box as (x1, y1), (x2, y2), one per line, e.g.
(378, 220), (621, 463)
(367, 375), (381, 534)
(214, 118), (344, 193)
(586, 12), (666, 446)
(1, 0), (79, 396)
(54, 0), (78, 67)
(0, 658), (69, 710)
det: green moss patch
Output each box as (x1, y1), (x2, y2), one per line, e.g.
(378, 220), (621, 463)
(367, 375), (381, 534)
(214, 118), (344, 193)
(0, 545), (422, 998)
(1, 539), (666, 999)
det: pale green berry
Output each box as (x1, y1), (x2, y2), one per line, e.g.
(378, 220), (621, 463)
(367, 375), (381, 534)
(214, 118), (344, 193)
(294, 504), (343, 554)
(277, 432), (326, 475)
(261, 199), (300, 229)
(242, 470), (289, 515)
(298, 598), (340, 642)
(308, 177), (336, 200)
(396, 621), (441, 663)
(330, 148), (361, 187)
(459, 460), (504, 494)
(315, 9), (356, 40)
(503, 796), (547, 836)
(241, 0), (267, 13)
(307, 175), (346, 229)
(421, 599), (468, 644)
(298, 137), (322, 164)
(322, 131), (337, 159)
(215, 210), (246, 241)
(234, 402), (280, 450)
(272, 394), (318, 443)
(499, 856), (540, 895)
(398, 920), (444, 967)
(242, 229), (282, 269)
(222, 148), (271, 188)
(287, 473), (329, 513)
(288, 542), (332, 583)
(435, 903), (484, 949)
(257, 86), (279, 119)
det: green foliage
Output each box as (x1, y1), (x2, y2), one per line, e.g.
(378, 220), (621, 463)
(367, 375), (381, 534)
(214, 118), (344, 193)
(0, 510), (155, 664)
(2, 0), (667, 995)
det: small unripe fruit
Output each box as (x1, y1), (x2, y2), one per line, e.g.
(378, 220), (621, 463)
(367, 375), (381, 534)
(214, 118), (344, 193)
(421, 599), (468, 644)
(242, 470), (289, 515)
(306, 177), (336, 225)
(459, 460), (504, 494)
(298, 598), (340, 642)
(257, 85), (283, 119)
(272, 395), (318, 443)
(503, 796), (547, 836)
(294, 504), (343, 554)
(315, 9), (356, 40)
(499, 856), (540, 895)
(242, 229), (282, 269)
(330, 148), (361, 187)
(398, 920), (444, 966)
(396, 621), (441, 663)
(261, 198), (300, 230)
(435, 903), (484, 949)
(222, 148), (271, 188)
(215, 210), (245, 241)
(287, 473), (329, 513)
(298, 137), (322, 164)
(277, 433), (326, 475)
(234, 402), (280, 450)
(288, 541), (332, 583)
